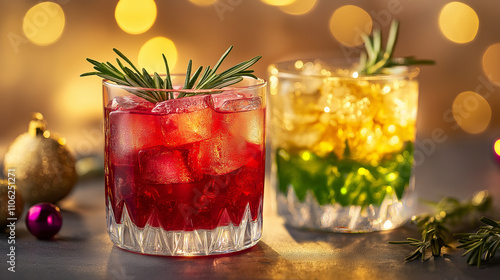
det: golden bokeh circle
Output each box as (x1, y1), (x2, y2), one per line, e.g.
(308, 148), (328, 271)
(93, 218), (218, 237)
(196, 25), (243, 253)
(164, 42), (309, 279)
(280, 0), (317, 15)
(452, 91), (491, 134)
(115, 0), (157, 35)
(189, 0), (218, 6)
(23, 2), (65, 46)
(261, 0), (296, 6)
(482, 43), (500, 86)
(56, 78), (103, 125)
(138, 37), (178, 74)
(329, 5), (372, 47)
(439, 2), (478, 44)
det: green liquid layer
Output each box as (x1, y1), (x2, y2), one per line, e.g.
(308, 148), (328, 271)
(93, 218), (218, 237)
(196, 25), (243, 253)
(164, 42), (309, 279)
(276, 141), (414, 207)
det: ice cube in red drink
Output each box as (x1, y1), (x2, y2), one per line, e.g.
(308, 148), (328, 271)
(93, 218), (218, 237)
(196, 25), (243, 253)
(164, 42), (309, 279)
(197, 127), (251, 175)
(108, 111), (164, 165)
(211, 92), (244, 110)
(211, 92), (261, 112)
(138, 145), (201, 185)
(110, 95), (155, 111)
(226, 109), (265, 145)
(152, 94), (211, 114)
(153, 95), (214, 146)
(211, 93), (264, 145)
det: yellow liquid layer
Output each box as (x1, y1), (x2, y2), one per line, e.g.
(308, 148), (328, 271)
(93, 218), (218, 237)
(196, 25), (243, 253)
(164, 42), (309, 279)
(270, 75), (418, 165)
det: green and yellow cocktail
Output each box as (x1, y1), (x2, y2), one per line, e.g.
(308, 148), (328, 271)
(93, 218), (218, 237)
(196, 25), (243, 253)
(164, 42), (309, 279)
(269, 60), (418, 232)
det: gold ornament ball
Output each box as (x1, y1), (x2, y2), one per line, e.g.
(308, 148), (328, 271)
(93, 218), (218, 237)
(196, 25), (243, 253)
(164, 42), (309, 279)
(3, 113), (77, 205)
(0, 179), (25, 229)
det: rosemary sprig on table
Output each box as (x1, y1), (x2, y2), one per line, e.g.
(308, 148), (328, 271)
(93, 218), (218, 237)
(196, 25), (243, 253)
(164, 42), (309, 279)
(456, 217), (500, 267)
(389, 191), (492, 262)
(81, 46), (261, 103)
(358, 20), (435, 75)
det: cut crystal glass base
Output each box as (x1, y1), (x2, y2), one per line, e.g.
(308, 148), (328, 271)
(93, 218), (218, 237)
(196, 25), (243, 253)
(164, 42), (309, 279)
(106, 199), (262, 256)
(277, 184), (414, 233)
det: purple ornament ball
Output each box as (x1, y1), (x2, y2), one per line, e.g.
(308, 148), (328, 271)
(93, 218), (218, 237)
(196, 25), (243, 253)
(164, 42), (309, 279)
(26, 203), (62, 240)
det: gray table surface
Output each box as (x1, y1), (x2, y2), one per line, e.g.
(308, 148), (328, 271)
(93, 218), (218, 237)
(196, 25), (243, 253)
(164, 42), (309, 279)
(2, 134), (500, 280)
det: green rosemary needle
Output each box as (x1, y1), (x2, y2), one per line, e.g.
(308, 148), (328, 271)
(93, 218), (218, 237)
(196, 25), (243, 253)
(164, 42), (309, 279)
(81, 46), (261, 103)
(456, 216), (500, 267)
(358, 20), (435, 75)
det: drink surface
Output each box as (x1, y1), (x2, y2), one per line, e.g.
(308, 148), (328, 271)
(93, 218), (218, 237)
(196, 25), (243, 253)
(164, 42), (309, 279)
(105, 93), (265, 231)
(270, 65), (417, 207)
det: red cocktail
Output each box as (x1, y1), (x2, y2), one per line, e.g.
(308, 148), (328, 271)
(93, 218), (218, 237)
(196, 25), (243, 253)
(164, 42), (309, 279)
(103, 76), (266, 256)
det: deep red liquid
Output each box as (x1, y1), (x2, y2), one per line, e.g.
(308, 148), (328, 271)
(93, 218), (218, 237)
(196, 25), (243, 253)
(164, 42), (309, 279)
(104, 95), (265, 231)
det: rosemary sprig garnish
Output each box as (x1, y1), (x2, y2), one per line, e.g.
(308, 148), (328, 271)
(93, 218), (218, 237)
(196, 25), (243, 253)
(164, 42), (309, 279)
(389, 191), (492, 262)
(358, 20), (435, 75)
(456, 217), (500, 267)
(81, 46), (261, 102)
(388, 218), (449, 262)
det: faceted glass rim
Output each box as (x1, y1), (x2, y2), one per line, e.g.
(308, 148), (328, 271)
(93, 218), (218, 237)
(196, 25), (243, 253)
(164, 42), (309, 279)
(103, 74), (267, 93)
(270, 58), (420, 81)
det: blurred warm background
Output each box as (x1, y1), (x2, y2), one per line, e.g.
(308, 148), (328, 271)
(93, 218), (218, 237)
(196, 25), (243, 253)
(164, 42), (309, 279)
(0, 0), (499, 163)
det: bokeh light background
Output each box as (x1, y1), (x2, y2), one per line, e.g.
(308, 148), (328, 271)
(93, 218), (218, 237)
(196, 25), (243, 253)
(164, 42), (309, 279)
(0, 0), (499, 161)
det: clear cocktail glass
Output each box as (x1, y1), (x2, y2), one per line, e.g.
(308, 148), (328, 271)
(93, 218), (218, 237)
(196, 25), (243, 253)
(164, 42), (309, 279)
(269, 59), (418, 232)
(103, 75), (267, 255)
